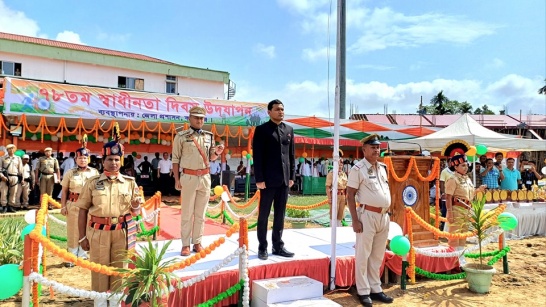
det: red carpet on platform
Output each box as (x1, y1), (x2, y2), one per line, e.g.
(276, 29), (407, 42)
(150, 204), (231, 240)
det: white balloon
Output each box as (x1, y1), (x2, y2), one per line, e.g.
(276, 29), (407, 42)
(97, 136), (104, 142)
(542, 166), (546, 175)
(388, 221), (403, 240)
(422, 150), (431, 157)
(225, 154), (231, 160)
(221, 191), (230, 202)
(103, 138), (109, 143)
(51, 136), (59, 142)
(161, 140), (167, 145)
(31, 135), (38, 141)
(25, 209), (37, 224)
(56, 132), (63, 138)
(144, 139), (150, 144)
(76, 134), (82, 141)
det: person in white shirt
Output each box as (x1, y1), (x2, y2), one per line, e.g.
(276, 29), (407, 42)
(157, 152), (173, 196)
(209, 160), (221, 187)
(60, 152), (76, 176)
(302, 160), (311, 176)
(16, 155), (34, 209)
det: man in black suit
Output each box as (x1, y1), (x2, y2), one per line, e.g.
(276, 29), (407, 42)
(252, 99), (295, 260)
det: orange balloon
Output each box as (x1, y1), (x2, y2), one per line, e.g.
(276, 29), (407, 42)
(120, 134), (126, 139)
(103, 132), (110, 138)
(146, 133), (153, 139)
(28, 125), (37, 131)
(136, 154), (142, 159)
(242, 150), (248, 156)
(302, 152), (308, 158)
(249, 149), (253, 155)
(0, 151), (4, 157)
(165, 135), (172, 141)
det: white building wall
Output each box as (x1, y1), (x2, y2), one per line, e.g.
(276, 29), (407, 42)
(0, 52), (225, 99)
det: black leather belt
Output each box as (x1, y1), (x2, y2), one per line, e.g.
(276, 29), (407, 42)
(8, 174), (18, 176)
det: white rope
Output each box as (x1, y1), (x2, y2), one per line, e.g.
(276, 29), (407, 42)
(136, 208), (160, 224)
(224, 201), (260, 219)
(174, 247), (245, 289)
(47, 214), (66, 226)
(241, 247), (250, 307)
(28, 272), (123, 301)
(413, 228), (505, 258)
(207, 201), (223, 209)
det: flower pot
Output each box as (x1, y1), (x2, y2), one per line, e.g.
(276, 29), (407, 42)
(463, 263), (496, 293)
(290, 221), (307, 229)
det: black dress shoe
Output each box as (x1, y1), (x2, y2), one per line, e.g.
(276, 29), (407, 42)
(5, 206), (16, 213)
(370, 292), (393, 303)
(0, 207), (6, 213)
(358, 294), (373, 307)
(272, 247), (295, 258)
(258, 250), (268, 260)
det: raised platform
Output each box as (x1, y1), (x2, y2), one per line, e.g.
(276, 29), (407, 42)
(141, 226), (459, 306)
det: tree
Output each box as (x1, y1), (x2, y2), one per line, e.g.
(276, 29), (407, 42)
(458, 101), (473, 113)
(539, 79), (546, 95)
(430, 91), (449, 115)
(474, 104), (495, 115)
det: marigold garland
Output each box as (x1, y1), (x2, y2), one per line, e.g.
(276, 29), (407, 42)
(222, 185), (260, 209)
(286, 199), (328, 210)
(384, 157), (440, 183)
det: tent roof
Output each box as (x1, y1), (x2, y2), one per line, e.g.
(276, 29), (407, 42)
(389, 114), (546, 152)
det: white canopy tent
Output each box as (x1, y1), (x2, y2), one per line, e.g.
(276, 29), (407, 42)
(388, 114), (546, 152)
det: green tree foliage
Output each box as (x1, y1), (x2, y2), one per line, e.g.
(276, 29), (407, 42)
(539, 79), (546, 95)
(430, 90), (449, 115)
(474, 104), (495, 115)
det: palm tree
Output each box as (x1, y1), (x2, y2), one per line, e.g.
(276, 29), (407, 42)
(459, 101), (473, 113)
(430, 91), (449, 115)
(539, 79), (546, 95)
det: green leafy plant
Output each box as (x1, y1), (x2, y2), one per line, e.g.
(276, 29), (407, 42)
(456, 195), (500, 268)
(112, 239), (178, 306)
(0, 219), (25, 265)
(286, 208), (311, 219)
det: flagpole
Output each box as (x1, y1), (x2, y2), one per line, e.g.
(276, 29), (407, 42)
(330, 0), (345, 291)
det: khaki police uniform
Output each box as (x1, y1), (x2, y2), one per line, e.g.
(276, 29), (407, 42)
(445, 171), (474, 247)
(75, 173), (138, 292)
(326, 170), (348, 221)
(61, 166), (99, 253)
(172, 127), (216, 247)
(16, 159), (32, 208)
(0, 152), (24, 208)
(37, 154), (60, 196)
(347, 157), (391, 296)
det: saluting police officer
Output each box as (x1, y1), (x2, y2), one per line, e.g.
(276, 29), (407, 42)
(75, 126), (142, 307)
(172, 105), (224, 256)
(0, 144), (24, 213)
(60, 136), (99, 267)
(35, 147), (61, 202)
(347, 134), (394, 307)
(326, 149), (348, 227)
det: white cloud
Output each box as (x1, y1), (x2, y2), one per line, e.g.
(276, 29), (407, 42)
(0, 0), (40, 37)
(355, 64), (394, 71)
(302, 46), (334, 62)
(96, 31), (131, 43)
(253, 43), (276, 59)
(56, 31), (84, 44)
(237, 74), (545, 117)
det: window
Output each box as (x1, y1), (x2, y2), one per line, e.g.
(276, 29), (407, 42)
(0, 61), (22, 76)
(118, 76), (144, 90)
(166, 75), (177, 94)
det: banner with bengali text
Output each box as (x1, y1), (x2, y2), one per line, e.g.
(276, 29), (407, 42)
(2, 77), (268, 126)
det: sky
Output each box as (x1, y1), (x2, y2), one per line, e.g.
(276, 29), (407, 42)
(1, 0), (545, 118)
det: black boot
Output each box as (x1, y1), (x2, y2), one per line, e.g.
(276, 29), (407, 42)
(0, 206), (6, 213)
(6, 206), (17, 213)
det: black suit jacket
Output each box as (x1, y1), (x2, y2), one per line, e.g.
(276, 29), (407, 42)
(252, 120), (295, 188)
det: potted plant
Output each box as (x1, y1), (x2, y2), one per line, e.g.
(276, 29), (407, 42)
(112, 239), (178, 306)
(286, 208), (310, 229)
(457, 194), (499, 293)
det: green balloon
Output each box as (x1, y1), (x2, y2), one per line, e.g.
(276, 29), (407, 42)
(246, 153), (252, 159)
(380, 151), (386, 157)
(43, 134), (51, 141)
(132, 151), (137, 157)
(476, 144), (488, 156)
(498, 212), (518, 231)
(25, 131), (34, 138)
(389, 235), (411, 256)
(250, 159), (254, 166)
(88, 135), (96, 142)
(69, 135), (77, 141)
(467, 155), (477, 162)
(14, 149), (25, 157)
(20, 224), (46, 241)
(0, 264), (23, 299)
(134, 140), (140, 145)
(299, 157), (305, 163)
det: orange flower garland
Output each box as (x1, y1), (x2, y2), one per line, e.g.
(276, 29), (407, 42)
(286, 199), (328, 210)
(384, 157), (440, 183)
